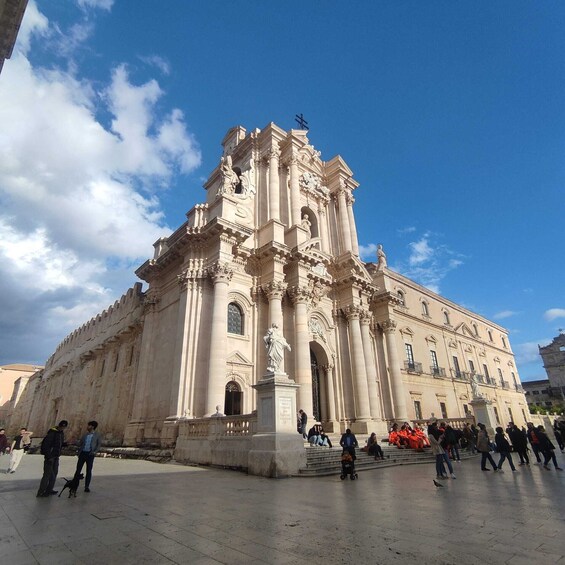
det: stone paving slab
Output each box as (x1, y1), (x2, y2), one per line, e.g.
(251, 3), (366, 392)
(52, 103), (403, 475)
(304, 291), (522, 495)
(0, 452), (563, 564)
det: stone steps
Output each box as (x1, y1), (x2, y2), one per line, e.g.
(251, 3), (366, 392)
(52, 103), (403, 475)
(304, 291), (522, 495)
(297, 444), (477, 477)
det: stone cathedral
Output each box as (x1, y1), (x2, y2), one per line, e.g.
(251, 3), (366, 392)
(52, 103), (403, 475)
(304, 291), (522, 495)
(8, 123), (529, 445)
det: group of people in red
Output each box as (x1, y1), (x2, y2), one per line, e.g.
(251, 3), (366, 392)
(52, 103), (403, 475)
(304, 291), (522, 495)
(388, 422), (431, 451)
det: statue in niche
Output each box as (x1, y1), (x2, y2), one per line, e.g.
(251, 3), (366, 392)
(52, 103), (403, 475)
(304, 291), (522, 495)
(263, 323), (291, 372)
(239, 160), (256, 197)
(218, 155), (239, 196)
(470, 374), (484, 399)
(301, 213), (312, 236)
(376, 244), (387, 271)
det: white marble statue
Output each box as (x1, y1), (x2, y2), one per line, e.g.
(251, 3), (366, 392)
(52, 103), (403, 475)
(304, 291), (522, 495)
(376, 244), (387, 271)
(470, 374), (483, 399)
(301, 213), (311, 236)
(211, 405), (225, 417)
(218, 155), (239, 196)
(263, 323), (291, 372)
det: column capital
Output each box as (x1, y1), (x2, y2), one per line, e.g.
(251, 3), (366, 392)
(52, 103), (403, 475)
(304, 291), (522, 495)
(288, 285), (311, 305)
(143, 289), (160, 313)
(342, 304), (363, 321)
(345, 192), (355, 206)
(208, 262), (233, 284)
(379, 319), (397, 334)
(267, 144), (281, 161)
(262, 280), (287, 300)
(359, 309), (373, 326)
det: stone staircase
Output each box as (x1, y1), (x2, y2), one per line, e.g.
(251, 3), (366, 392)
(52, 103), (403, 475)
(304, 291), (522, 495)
(297, 442), (477, 477)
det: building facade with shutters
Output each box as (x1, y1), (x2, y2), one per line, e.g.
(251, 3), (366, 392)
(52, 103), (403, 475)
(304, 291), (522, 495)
(8, 123), (530, 445)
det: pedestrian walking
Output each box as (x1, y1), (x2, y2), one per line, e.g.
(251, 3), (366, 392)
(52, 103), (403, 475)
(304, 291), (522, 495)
(526, 422), (542, 463)
(495, 426), (517, 472)
(6, 427), (33, 473)
(476, 423), (498, 472)
(508, 423), (529, 465)
(536, 426), (562, 471)
(298, 409), (308, 439)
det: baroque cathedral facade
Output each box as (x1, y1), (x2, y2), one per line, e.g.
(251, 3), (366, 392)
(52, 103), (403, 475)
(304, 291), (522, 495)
(8, 123), (529, 445)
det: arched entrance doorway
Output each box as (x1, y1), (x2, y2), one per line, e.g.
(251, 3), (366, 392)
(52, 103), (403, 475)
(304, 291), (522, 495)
(224, 381), (242, 415)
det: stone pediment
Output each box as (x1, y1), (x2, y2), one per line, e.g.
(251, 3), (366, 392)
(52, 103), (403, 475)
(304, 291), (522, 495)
(330, 252), (373, 285)
(226, 351), (253, 367)
(454, 322), (477, 338)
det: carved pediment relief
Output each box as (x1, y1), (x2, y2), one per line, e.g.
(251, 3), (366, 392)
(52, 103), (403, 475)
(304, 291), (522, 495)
(400, 326), (414, 338)
(507, 360), (514, 367)
(448, 339), (458, 349)
(493, 356), (501, 363)
(226, 351), (253, 366)
(463, 344), (473, 353)
(425, 335), (438, 344)
(455, 322), (477, 338)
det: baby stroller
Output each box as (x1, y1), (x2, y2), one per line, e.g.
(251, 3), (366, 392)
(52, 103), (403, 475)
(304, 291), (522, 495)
(340, 449), (358, 480)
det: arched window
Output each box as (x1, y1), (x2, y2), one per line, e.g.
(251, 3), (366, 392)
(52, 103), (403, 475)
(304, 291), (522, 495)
(224, 381), (242, 415)
(422, 301), (429, 316)
(227, 302), (244, 335)
(443, 310), (450, 325)
(472, 323), (478, 336)
(397, 290), (405, 306)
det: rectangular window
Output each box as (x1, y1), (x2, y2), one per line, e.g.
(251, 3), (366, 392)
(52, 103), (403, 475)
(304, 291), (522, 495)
(414, 400), (422, 420)
(440, 402), (448, 419)
(468, 360), (475, 373)
(430, 350), (439, 371)
(493, 406), (500, 424)
(453, 356), (461, 377)
(483, 364), (490, 379)
(508, 407), (514, 422)
(405, 343), (415, 369)
(463, 403), (469, 415)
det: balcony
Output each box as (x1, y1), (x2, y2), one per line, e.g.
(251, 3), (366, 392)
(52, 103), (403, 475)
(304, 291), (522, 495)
(515, 384), (524, 393)
(430, 366), (446, 378)
(404, 360), (423, 374)
(453, 370), (468, 381)
(472, 373), (485, 384)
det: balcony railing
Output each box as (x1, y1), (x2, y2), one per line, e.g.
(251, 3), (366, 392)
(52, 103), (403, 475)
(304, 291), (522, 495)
(430, 366), (446, 378)
(453, 370), (468, 381)
(404, 360), (423, 374)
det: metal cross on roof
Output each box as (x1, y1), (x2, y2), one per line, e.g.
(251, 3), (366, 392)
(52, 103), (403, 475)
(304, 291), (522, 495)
(294, 113), (309, 130)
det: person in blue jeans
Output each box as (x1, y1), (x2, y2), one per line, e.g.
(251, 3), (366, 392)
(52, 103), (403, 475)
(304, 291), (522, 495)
(428, 421), (456, 479)
(75, 421), (102, 492)
(494, 426), (516, 472)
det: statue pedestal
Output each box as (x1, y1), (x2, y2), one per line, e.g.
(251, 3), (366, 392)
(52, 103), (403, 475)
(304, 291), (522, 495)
(247, 371), (306, 477)
(470, 397), (498, 436)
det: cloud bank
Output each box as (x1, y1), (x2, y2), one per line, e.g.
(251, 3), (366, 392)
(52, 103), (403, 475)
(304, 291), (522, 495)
(0, 2), (201, 364)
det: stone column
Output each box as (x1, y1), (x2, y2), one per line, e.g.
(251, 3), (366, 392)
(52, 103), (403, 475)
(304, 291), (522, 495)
(205, 263), (233, 415)
(346, 192), (360, 256)
(318, 205), (329, 253)
(337, 187), (352, 253)
(343, 305), (371, 420)
(360, 310), (382, 420)
(289, 153), (301, 226)
(381, 319), (408, 421)
(323, 363), (336, 422)
(289, 285), (313, 417)
(262, 280), (286, 368)
(124, 290), (159, 445)
(268, 145), (281, 221)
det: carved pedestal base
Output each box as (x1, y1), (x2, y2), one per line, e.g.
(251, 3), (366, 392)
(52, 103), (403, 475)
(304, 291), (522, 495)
(470, 398), (498, 436)
(247, 371), (306, 477)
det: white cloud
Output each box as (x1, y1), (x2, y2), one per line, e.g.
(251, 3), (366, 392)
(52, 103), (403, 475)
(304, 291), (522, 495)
(359, 243), (378, 261)
(0, 4), (201, 365)
(397, 226), (416, 235)
(139, 55), (171, 76)
(392, 232), (465, 294)
(493, 310), (519, 320)
(514, 339), (552, 366)
(544, 308), (565, 322)
(77, 0), (114, 10)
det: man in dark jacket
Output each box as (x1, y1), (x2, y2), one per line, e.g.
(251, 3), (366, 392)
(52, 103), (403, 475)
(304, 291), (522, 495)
(36, 420), (68, 497)
(508, 423), (529, 465)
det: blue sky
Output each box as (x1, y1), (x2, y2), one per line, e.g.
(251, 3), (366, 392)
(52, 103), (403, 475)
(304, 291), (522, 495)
(0, 1), (563, 381)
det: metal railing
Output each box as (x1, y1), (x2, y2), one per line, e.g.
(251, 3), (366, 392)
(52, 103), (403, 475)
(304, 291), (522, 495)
(404, 361), (423, 374)
(431, 366), (446, 377)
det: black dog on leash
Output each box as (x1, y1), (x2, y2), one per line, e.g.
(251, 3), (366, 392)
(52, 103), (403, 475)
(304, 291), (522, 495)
(58, 473), (84, 498)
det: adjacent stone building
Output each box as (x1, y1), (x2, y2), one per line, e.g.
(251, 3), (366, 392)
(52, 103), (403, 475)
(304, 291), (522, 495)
(8, 123), (530, 445)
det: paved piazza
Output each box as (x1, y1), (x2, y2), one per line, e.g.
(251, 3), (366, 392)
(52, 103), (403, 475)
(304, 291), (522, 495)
(0, 453), (564, 565)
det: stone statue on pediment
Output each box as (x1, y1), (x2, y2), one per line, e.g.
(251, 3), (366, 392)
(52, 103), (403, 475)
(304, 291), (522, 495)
(376, 244), (387, 271)
(218, 155), (239, 196)
(470, 374), (483, 399)
(263, 323), (291, 372)
(301, 213), (311, 236)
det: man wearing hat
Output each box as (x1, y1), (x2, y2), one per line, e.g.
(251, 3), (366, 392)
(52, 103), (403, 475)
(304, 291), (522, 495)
(37, 420), (68, 497)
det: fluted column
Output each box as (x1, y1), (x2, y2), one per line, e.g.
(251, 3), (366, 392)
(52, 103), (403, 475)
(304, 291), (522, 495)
(360, 310), (381, 420)
(337, 187), (353, 253)
(346, 192), (360, 256)
(289, 285), (313, 416)
(323, 363), (336, 422)
(289, 153), (301, 226)
(343, 305), (371, 420)
(205, 263), (233, 415)
(268, 145), (281, 221)
(381, 319), (408, 421)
